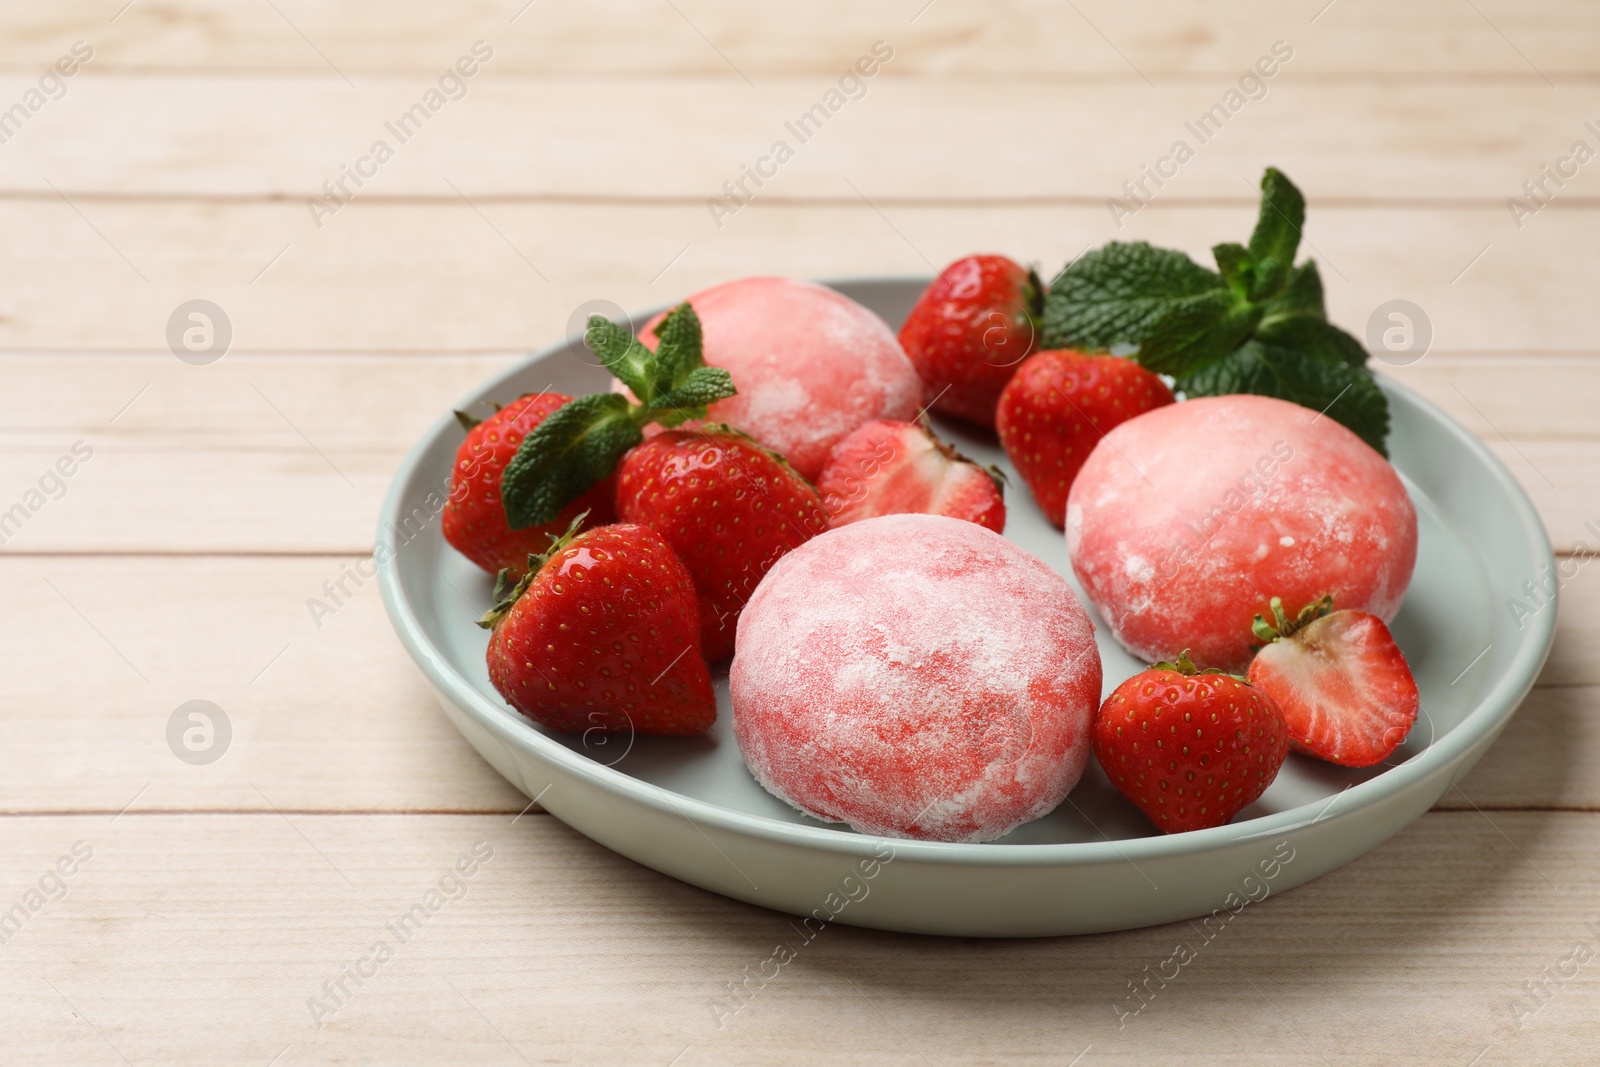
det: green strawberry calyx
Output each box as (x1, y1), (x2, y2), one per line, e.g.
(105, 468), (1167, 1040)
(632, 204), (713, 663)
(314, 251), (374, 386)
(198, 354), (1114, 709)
(1250, 593), (1335, 645)
(1149, 649), (1247, 683)
(498, 302), (737, 530)
(476, 511), (590, 630)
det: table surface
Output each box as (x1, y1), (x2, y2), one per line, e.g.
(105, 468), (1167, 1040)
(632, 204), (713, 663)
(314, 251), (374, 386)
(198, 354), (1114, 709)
(2, 2), (1596, 1064)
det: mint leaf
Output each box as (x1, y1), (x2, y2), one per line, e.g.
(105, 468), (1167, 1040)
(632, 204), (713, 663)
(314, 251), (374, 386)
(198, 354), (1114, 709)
(651, 303), (705, 389)
(1041, 241), (1224, 349)
(584, 316), (659, 405)
(653, 365), (736, 423)
(1179, 340), (1390, 455)
(1262, 260), (1326, 317)
(1256, 314), (1368, 369)
(1040, 167), (1390, 453)
(501, 392), (642, 528)
(1248, 167), (1305, 270)
(499, 298), (743, 526)
(1136, 289), (1262, 377)
(1212, 242), (1254, 296)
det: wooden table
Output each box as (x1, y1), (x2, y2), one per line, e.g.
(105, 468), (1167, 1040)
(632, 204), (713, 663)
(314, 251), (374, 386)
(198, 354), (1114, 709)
(1, 2), (1595, 1063)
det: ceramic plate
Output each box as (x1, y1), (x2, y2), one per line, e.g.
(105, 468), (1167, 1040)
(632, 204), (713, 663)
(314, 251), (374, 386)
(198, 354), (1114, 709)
(377, 278), (1556, 936)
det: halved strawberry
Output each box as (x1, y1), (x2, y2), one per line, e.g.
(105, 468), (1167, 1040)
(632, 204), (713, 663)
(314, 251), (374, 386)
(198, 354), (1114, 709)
(1246, 596), (1419, 767)
(815, 418), (1005, 533)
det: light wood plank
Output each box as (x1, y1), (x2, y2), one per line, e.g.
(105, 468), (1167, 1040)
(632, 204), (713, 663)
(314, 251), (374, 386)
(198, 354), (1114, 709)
(0, 202), (1593, 358)
(0, 555), (526, 815)
(1449, 685), (1600, 810)
(0, 75), (1595, 200)
(0, 553), (1592, 814)
(5, 0), (1594, 77)
(0, 811), (1594, 1064)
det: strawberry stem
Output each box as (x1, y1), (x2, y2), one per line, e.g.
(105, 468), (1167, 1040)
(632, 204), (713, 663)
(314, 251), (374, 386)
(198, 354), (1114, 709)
(1149, 649), (1249, 683)
(1251, 593), (1334, 644)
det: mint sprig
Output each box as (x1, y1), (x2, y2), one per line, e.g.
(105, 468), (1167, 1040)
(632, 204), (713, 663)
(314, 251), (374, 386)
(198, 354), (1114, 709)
(500, 302), (736, 529)
(1041, 168), (1390, 454)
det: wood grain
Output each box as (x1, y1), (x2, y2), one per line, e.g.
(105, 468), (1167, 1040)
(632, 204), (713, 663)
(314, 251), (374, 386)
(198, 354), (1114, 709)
(4, 0), (1593, 78)
(0, 77), (1594, 200)
(0, 812), (1594, 1065)
(0, 202), (1591, 356)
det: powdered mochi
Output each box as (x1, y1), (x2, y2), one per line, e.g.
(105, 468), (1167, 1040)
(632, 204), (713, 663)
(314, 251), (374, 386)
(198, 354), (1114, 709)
(1066, 394), (1417, 672)
(730, 513), (1102, 843)
(640, 277), (922, 480)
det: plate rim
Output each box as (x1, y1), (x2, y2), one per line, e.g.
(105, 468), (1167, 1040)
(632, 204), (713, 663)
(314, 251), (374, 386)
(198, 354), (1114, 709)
(377, 276), (1557, 868)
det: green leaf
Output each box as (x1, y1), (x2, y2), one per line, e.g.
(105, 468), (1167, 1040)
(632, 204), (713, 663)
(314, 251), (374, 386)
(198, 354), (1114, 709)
(1178, 340), (1390, 455)
(584, 316), (659, 404)
(501, 392), (643, 528)
(1136, 290), (1263, 377)
(1035, 168), (1390, 454)
(1041, 241), (1225, 350)
(652, 365), (736, 424)
(650, 303), (706, 390)
(491, 298), (742, 530)
(1261, 260), (1326, 318)
(1256, 314), (1369, 369)
(1212, 242), (1254, 297)
(1247, 167), (1305, 270)
(1247, 256), (1292, 303)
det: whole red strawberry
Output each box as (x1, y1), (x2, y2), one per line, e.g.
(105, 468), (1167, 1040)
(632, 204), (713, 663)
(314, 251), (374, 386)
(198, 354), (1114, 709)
(816, 418), (1005, 533)
(443, 394), (617, 577)
(617, 427), (828, 662)
(899, 255), (1041, 429)
(1247, 596), (1419, 767)
(1094, 653), (1289, 834)
(995, 349), (1174, 527)
(481, 521), (716, 736)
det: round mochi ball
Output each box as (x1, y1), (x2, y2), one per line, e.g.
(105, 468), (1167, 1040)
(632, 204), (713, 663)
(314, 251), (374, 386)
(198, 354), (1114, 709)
(1066, 394), (1417, 672)
(730, 513), (1103, 843)
(640, 277), (922, 480)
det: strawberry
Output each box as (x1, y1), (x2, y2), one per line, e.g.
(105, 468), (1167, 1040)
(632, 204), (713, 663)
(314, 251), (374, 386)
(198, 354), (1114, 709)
(1246, 596), (1419, 767)
(496, 302), (824, 663)
(816, 418), (1005, 533)
(1094, 652), (1289, 834)
(899, 254), (1041, 429)
(442, 394), (617, 577)
(995, 348), (1175, 527)
(616, 426), (828, 662)
(480, 520), (716, 736)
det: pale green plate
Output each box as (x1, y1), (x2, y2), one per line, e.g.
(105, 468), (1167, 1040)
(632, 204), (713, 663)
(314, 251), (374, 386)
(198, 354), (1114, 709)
(378, 278), (1556, 936)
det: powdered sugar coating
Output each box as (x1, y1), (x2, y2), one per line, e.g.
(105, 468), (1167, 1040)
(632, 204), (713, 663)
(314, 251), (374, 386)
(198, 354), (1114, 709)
(1066, 395), (1417, 671)
(730, 514), (1102, 843)
(641, 277), (922, 479)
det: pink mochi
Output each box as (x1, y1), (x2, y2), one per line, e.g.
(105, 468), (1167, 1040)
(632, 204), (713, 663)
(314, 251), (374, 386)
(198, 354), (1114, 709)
(639, 277), (922, 480)
(731, 513), (1103, 843)
(1066, 394), (1417, 672)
